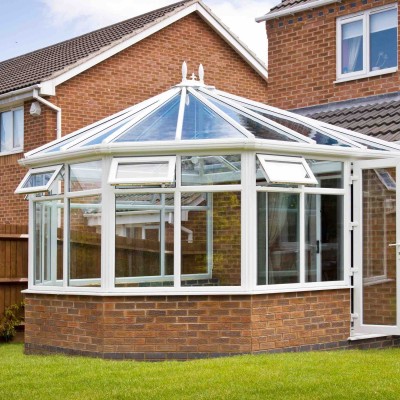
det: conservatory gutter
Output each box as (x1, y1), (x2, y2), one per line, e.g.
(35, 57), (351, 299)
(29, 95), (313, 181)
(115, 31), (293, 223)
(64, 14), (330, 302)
(17, 139), (400, 168)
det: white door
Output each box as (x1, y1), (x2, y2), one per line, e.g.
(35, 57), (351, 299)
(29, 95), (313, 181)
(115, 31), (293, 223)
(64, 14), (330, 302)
(353, 158), (400, 336)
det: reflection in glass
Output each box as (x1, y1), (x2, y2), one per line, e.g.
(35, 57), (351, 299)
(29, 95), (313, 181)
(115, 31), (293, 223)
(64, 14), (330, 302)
(69, 195), (101, 287)
(70, 160), (102, 192)
(307, 160), (344, 188)
(0, 111), (13, 152)
(370, 9), (397, 72)
(114, 96), (180, 142)
(181, 155), (241, 185)
(182, 94), (245, 140)
(362, 168), (397, 325)
(34, 201), (63, 286)
(203, 95), (295, 142)
(257, 192), (300, 284)
(115, 193), (174, 287)
(13, 108), (23, 149)
(342, 20), (363, 74)
(305, 195), (343, 282)
(181, 192), (241, 286)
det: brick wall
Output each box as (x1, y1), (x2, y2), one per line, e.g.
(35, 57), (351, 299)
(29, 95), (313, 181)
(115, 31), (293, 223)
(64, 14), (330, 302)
(24, 289), (350, 359)
(266, 0), (399, 109)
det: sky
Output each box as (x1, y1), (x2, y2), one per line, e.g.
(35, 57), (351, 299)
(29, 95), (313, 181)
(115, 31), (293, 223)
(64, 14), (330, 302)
(0, 0), (279, 63)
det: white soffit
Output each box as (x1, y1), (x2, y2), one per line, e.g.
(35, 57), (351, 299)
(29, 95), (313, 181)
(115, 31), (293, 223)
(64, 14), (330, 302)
(40, 1), (267, 96)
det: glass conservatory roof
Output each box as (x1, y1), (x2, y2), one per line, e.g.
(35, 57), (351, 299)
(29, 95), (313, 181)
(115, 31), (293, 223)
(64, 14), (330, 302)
(25, 64), (400, 159)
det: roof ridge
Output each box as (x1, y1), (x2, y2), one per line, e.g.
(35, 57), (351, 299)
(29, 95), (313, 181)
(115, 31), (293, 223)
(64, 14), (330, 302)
(0, 0), (194, 65)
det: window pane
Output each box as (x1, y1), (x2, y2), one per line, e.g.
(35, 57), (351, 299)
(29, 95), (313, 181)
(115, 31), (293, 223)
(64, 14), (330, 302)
(23, 171), (54, 189)
(257, 192), (300, 285)
(13, 109), (23, 149)
(305, 195), (343, 282)
(0, 111), (13, 152)
(113, 96), (180, 142)
(115, 193), (174, 287)
(307, 160), (344, 188)
(370, 9), (397, 71)
(34, 201), (64, 286)
(69, 160), (102, 192)
(182, 94), (245, 140)
(342, 20), (363, 74)
(204, 95), (296, 142)
(69, 195), (101, 287)
(181, 192), (241, 286)
(181, 155), (241, 185)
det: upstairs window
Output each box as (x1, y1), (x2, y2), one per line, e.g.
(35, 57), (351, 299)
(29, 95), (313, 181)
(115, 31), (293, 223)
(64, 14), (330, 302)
(0, 107), (23, 153)
(337, 6), (398, 80)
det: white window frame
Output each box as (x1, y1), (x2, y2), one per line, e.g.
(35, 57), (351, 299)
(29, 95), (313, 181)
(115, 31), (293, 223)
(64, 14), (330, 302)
(257, 154), (318, 185)
(108, 156), (176, 186)
(0, 106), (24, 155)
(15, 165), (63, 194)
(336, 4), (398, 82)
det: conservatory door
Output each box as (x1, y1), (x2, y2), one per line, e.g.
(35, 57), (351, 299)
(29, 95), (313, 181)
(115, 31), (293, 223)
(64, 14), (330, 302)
(353, 158), (400, 336)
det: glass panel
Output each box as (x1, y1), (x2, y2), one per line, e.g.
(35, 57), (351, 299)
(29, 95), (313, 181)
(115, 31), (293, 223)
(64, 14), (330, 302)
(181, 155), (241, 185)
(113, 96), (180, 142)
(23, 171), (54, 189)
(305, 195), (343, 282)
(181, 94), (246, 140)
(307, 160), (344, 188)
(13, 109), (23, 149)
(342, 20), (363, 74)
(362, 168), (396, 325)
(69, 160), (102, 192)
(34, 201), (64, 286)
(257, 192), (300, 285)
(370, 9), (397, 71)
(181, 192), (241, 286)
(0, 111), (13, 152)
(69, 195), (101, 287)
(115, 193), (174, 287)
(116, 162), (170, 182)
(203, 95), (295, 141)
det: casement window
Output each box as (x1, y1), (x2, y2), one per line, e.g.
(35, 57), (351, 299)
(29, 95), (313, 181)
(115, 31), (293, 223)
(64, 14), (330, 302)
(337, 5), (398, 81)
(15, 165), (63, 194)
(0, 107), (23, 153)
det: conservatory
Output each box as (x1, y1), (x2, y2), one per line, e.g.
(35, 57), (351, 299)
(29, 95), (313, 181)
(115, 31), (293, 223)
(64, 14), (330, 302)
(19, 65), (400, 359)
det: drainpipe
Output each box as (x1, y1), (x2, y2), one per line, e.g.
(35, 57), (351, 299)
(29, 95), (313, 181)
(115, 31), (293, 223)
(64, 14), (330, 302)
(32, 89), (62, 139)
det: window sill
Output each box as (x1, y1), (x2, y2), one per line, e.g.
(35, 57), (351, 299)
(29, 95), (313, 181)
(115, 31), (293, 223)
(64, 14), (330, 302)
(334, 67), (398, 84)
(0, 148), (24, 157)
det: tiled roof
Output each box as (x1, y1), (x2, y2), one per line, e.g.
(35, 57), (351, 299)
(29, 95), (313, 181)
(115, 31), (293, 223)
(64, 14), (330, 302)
(304, 97), (400, 142)
(0, 0), (193, 95)
(269, 0), (317, 13)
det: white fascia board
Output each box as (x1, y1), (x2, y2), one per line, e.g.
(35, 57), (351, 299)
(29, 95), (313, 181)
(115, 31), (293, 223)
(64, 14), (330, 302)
(256, 0), (340, 22)
(41, 2), (267, 91)
(0, 85), (39, 109)
(194, 4), (268, 80)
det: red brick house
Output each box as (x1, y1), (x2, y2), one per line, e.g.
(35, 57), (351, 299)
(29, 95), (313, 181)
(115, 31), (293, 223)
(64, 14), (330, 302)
(257, 0), (400, 341)
(0, 0), (267, 316)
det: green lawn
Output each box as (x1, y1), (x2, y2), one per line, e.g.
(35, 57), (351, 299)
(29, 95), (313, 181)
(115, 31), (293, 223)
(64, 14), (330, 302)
(1, 344), (400, 400)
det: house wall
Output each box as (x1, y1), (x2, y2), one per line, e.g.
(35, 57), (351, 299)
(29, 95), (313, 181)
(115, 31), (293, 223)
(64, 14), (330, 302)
(0, 12), (268, 314)
(24, 289), (352, 359)
(265, 0), (399, 110)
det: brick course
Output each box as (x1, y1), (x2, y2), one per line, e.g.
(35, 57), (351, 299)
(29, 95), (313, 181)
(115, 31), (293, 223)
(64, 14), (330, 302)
(24, 289), (351, 360)
(266, 0), (399, 110)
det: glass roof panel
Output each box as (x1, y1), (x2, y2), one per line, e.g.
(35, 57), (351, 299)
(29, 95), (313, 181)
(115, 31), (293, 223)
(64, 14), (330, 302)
(203, 95), (297, 142)
(181, 94), (245, 140)
(113, 95), (180, 143)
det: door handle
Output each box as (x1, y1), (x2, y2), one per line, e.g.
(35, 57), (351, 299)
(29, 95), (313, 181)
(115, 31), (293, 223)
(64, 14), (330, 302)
(389, 243), (400, 247)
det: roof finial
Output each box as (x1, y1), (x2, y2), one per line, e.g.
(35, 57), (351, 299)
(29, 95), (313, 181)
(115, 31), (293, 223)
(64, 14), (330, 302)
(198, 64), (204, 83)
(182, 61), (188, 83)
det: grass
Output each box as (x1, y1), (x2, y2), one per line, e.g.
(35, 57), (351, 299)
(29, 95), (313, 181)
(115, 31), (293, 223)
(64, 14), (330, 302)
(1, 344), (400, 400)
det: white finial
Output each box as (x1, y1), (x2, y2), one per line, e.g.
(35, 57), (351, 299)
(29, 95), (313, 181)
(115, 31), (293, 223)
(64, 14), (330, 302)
(182, 61), (188, 82)
(190, 72), (197, 81)
(198, 64), (204, 83)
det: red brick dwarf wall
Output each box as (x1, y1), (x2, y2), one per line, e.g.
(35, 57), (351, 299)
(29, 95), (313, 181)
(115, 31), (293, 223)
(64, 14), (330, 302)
(24, 289), (351, 359)
(266, 0), (399, 110)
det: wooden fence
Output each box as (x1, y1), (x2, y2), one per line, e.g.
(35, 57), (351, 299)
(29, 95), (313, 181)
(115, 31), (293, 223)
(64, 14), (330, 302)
(0, 225), (28, 317)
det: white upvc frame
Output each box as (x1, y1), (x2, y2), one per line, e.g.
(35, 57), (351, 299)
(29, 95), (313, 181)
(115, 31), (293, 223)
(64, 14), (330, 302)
(16, 165), (63, 194)
(0, 106), (24, 155)
(108, 156), (176, 185)
(257, 154), (318, 185)
(336, 4), (398, 82)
